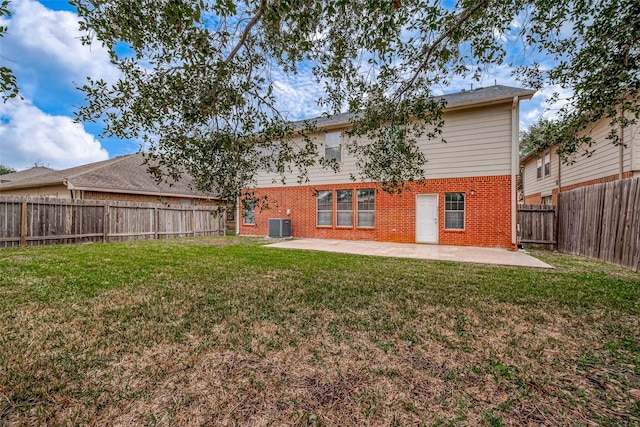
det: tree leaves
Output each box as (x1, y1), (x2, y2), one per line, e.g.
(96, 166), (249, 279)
(68, 0), (639, 205)
(1, 1), (19, 103)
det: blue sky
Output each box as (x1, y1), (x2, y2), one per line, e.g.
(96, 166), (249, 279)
(0, 0), (566, 171)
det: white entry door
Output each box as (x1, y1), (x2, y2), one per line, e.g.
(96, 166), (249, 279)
(416, 194), (438, 243)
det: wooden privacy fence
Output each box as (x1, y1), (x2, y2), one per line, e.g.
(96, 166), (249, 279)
(518, 204), (557, 248)
(0, 196), (225, 248)
(557, 177), (640, 272)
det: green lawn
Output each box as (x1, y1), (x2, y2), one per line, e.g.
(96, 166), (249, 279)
(0, 237), (638, 426)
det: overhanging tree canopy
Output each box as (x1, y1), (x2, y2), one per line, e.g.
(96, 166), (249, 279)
(70, 0), (639, 202)
(1, 0), (19, 102)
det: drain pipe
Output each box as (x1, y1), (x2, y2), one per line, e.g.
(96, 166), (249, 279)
(511, 96), (519, 246)
(619, 118), (625, 180)
(235, 197), (240, 235)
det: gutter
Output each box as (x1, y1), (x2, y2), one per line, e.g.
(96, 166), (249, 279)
(302, 91), (537, 132)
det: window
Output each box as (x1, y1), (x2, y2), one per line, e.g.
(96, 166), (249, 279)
(336, 190), (353, 227)
(357, 189), (375, 227)
(444, 192), (465, 230)
(325, 132), (341, 162)
(317, 190), (333, 226)
(544, 150), (551, 176)
(243, 200), (255, 225)
(542, 195), (553, 205)
(536, 157), (542, 179)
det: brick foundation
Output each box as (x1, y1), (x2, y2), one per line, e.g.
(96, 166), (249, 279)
(240, 175), (515, 248)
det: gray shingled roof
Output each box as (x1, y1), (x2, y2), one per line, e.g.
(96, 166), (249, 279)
(295, 85), (535, 129)
(0, 166), (55, 183)
(0, 153), (219, 199)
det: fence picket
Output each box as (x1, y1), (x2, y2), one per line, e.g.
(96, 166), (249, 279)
(0, 196), (224, 248)
(556, 177), (640, 272)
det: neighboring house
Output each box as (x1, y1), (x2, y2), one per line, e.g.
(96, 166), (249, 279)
(0, 153), (226, 208)
(239, 85), (535, 249)
(0, 166), (55, 183)
(520, 118), (640, 205)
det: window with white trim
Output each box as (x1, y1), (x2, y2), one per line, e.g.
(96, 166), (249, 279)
(325, 132), (342, 162)
(544, 150), (551, 176)
(444, 192), (465, 230)
(536, 157), (542, 179)
(357, 189), (375, 227)
(317, 190), (333, 226)
(336, 190), (353, 227)
(243, 200), (255, 225)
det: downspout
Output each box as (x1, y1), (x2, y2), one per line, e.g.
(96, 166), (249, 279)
(235, 196), (240, 235)
(557, 149), (561, 199)
(619, 119), (625, 180)
(511, 96), (519, 246)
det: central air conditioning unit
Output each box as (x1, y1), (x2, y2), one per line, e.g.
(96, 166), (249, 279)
(268, 218), (291, 238)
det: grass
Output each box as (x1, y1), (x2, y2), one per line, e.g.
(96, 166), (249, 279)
(0, 236), (639, 426)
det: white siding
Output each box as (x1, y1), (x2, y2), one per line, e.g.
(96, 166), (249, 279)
(521, 118), (640, 199)
(629, 121), (640, 172)
(522, 147), (558, 197)
(255, 103), (514, 187)
(561, 119), (626, 187)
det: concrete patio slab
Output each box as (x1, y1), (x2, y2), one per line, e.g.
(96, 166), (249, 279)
(266, 238), (554, 269)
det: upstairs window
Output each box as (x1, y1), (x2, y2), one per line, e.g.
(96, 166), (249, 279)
(536, 157), (542, 179)
(544, 150), (551, 176)
(325, 132), (342, 162)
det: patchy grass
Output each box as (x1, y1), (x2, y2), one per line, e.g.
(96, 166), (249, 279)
(0, 237), (638, 426)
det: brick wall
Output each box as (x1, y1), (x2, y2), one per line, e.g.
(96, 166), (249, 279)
(240, 175), (515, 248)
(523, 193), (542, 204)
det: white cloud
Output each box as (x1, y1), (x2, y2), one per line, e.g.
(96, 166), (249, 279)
(0, 99), (109, 170)
(2, 0), (119, 88)
(271, 68), (326, 120)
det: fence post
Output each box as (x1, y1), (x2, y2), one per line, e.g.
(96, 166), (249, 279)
(192, 207), (196, 237)
(554, 200), (559, 251)
(222, 207), (226, 236)
(20, 201), (27, 247)
(154, 207), (159, 240)
(103, 203), (109, 243)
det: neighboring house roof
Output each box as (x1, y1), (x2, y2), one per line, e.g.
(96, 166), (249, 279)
(295, 85), (535, 130)
(0, 153), (220, 200)
(520, 149), (542, 165)
(0, 166), (55, 183)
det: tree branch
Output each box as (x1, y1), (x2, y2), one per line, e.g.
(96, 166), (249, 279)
(394, 0), (489, 101)
(225, 0), (266, 65)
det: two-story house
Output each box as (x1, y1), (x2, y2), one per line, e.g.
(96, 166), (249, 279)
(239, 85), (535, 249)
(521, 117), (640, 205)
